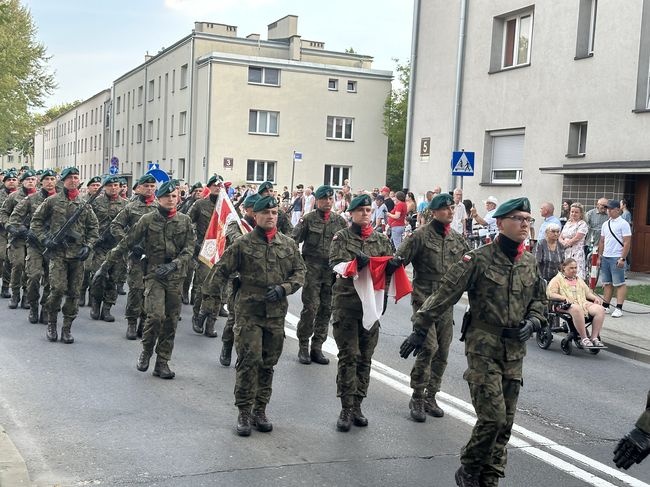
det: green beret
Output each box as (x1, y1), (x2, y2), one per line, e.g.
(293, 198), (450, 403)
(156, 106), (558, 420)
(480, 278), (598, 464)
(19, 170), (36, 182)
(253, 195), (278, 212)
(86, 176), (102, 186)
(348, 194), (372, 211)
(207, 174), (222, 187)
(314, 185), (334, 200)
(3, 171), (18, 182)
(257, 181), (273, 194)
(118, 177), (127, 185)
(60, 167), (80, 180)
(190, 181), (203, 192)
(137, 174), (157, 185)
(102, 175), (121, 186)
(243, 193), (260, 209)
(20, 165), (30, 171)
(155, 180), (178, 198)
(492, 197), (532, 218)
(40, 169), (56, 181)
(429, 193), (454, 210)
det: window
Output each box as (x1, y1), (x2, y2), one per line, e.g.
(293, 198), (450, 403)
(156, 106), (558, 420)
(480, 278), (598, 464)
(179, 111), (187, 135)
(324, 164), (350, 187)
(503, 13), (532, 67)
(347, 80), (357, 93)
(576, 0), (598, 58)
(99, 134), (101, 150)
(170, 114), (174, 137)
(485, 130), (525, 184)
(147, 120), (153, 141)
(115, 130), (120, 146)
(567, 121), (588, 156)
(148, 80), (154, 101)
(248, 66), (280, 86)
(131, 125), (134, 145)
(328, 78), (339, 91)
(158, 76), (161, 98)
(172, 69), (175, 92)
(157, 118), (160, 140)
(246, 159), (276, 183)
(326, 116), (354, 140)
(138, 86), (143, 105)
(180, 64), (188, 89)
(635, 1), (650, 111)
(248, 110), (279, 135)
(137, 124), (143, 143)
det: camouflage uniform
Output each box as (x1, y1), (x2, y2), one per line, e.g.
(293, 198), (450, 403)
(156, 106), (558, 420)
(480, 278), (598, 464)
(277, 210), (293, 235)
(329, 227), (393, 409)
(203, 226), (305, 409)
(188, 195), (215, 318)
(292, 209), (347, 356)
(413, 242), (546, 484)
(1, 186), (34, 302)
(396, 222), (469, 409)
(0, 186), (14, 293)
(178, 193), (198, 302)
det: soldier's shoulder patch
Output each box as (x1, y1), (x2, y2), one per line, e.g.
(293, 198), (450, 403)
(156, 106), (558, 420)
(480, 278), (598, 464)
(462, 254), (472, 262)
(298, 218), (303, 224)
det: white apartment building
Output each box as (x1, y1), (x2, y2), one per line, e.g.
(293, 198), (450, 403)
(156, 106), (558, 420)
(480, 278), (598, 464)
(33, 89), (111, 180)
(0, 149), (29, 171)
(407, 0), (650, 270)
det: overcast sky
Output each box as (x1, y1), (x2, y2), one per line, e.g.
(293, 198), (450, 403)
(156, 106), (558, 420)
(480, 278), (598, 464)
(23, 0), (414, 109)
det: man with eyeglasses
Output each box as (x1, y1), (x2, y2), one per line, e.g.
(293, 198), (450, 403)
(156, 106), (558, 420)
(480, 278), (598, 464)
(400, 197), (546, 487)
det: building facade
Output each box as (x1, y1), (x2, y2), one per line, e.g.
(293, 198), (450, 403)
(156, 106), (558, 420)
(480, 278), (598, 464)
(0, 149), (29, 171)
(407, 0), (650, 270)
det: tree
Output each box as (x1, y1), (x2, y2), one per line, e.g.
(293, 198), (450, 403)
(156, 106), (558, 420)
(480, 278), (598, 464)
(383, 59), (409, 190)
(0, 0), (56, 154)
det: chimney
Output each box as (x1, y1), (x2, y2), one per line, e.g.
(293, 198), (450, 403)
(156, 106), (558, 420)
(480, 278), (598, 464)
(267, 15), (298, 40)
(194, 22), (238, 37)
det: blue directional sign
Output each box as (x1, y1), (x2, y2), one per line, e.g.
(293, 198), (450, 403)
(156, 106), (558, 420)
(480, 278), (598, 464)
(109, 166), (119, 175)
(148, 162), (159, 171)
(293, 151), (302, 162)
(451, 151), (475, 176)
(110, 156), (119, 167)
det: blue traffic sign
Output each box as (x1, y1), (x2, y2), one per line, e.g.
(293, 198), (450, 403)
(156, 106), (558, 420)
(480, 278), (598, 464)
(110, 156), (119, 167)
(148, 162), (159, 171)
(109, 166), (119, 175)
(451, 151), (475, 176)
(293, 151), (302, 162)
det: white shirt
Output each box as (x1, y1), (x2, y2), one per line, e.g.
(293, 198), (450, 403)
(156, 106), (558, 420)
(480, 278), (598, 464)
(600, 216), (631, 258)
(303, 194), (315, 213)
(484, 209), (498, 234)
(451, 203), (467, 234)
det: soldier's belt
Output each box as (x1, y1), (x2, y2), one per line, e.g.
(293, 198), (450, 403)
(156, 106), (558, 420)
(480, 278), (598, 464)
(147, 257), (173, 266)
(473, 320), (520, 340)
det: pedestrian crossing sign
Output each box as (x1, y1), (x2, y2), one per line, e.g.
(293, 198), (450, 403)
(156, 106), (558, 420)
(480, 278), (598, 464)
(451, 151), (475, 176)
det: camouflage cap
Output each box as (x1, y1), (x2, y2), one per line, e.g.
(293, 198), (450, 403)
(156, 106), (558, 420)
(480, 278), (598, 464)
(40, 169), (57, 181)
(252, 195), (278, 212)
(60, 167), (80, 180)
(257, 181), (273, 194)
(3, 171), (18, 182)
(242, 193), (260, 209)
(102, 175), (121, 186)
(190, 181), (203, 192)
(314, 185), (334, 199)
(206, 174), (223, 187)
(493, 197), (532, 218)
(348, 194), (372, 211)
(19, 170), (36, 182)
(155, 180), (178, 198)
(428, 193), (454, 210)
(87, 176), (102, 186)
(137, 174), (157, 185)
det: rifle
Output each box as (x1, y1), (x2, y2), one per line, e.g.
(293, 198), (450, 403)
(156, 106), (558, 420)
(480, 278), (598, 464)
(42, 189), (102, 259)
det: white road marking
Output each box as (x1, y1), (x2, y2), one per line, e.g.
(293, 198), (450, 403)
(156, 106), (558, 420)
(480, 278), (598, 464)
(284, 313), (649, 487)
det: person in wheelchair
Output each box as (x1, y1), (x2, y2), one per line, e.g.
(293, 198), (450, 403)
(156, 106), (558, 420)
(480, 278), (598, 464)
(546, 258), (606, 348)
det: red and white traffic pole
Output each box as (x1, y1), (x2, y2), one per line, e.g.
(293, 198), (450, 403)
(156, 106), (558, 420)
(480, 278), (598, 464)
(589, 250), (599, 289)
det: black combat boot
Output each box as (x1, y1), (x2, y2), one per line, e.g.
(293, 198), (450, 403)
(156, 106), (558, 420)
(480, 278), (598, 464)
(192, 311), (207, 334)
(336, 407), (353, 432)
(136, 318), (145, 338)
(454, 466), (481, 487)
(1, 286), (11, 298)
(297, 341), (311, 364)
(60, 320), (74, 344)
(116, 283), (126, 295)
(100, 303), (115, 322)
(89, 298), (101, 320)
(424, 393), (444, 418)
(237, 408), (252, 437)
(136, 351), (152, 371)
(152, 358), (175, 379)
(20, 293), (30, 309)
(28, 304), (39, 324)
(203, 316), (218, 338)
(479, 472), (500, 487)
(218, 304), (229, 317)
(310, 348), (329, 365)
(252, 407), (273, 432)
(8, 292), (19, 309)
(219, 343), (232, 366)
(46, 321), (58, 342)
(39, 307), (47, 324)
(126, 320), (137, 340)
(409, 395), (427, 423)
(352, 397), (368, 427)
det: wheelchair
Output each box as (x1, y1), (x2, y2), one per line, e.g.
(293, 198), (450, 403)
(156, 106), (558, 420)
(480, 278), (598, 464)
(536, 300), (605, 355)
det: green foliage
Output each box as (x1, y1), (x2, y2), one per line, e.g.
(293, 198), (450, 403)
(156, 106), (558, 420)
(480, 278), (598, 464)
(383, 59), (409, 190)
(344, 47), (356, 53)
(0, 0), (56, 154)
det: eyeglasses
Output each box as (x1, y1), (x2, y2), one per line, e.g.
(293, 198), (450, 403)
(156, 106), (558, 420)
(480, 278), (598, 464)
(503, 215), (534, 225)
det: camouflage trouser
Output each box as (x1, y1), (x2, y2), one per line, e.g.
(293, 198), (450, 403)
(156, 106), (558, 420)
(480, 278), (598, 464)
(234, 315), (285, 409)
(222, 280), (237, 346)
(46, 257), (84, 322)
(7, 242), (27, 294)
(183, 260), (195, 299)
(89, 247), (117, 305)
(0, 233), (11, 287)
(191, 260), (210, 316)
(296, 260), (332, 349)
(25, 246), (50, 307)
(114, 254), (127, 288)
(142, 277), (182, 361)
(409, 302), (454, 397)
(125, 258), (145, 321)
(332, 318), (379, 408)
(461, 353), (522, 480)
(80, 249), (95, 297)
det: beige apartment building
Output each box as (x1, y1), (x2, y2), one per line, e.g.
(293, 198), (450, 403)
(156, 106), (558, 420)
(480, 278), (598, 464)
(0, 149), (29, 171)
(407, 0), (650, 270)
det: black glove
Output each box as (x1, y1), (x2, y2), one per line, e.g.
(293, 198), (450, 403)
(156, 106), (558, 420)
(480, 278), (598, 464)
(386, 257), (403, 276)
(356, 252), (370, 270)
(265, 285), (285, 302)
(155, 261), (178, 279)
(43, 237), (59, 249)
(518, 319), (536, 342)
(131, 245), (145, 259)
(76, 245), (91, 261)
(399, 328), (428, 358)
(614, 427), (650, 469)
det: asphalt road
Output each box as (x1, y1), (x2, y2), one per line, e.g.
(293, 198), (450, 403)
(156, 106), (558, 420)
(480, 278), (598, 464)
(0, 290), (649, 487)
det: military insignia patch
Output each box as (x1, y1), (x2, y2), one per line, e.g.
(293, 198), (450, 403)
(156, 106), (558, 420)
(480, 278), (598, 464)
(332, 235), (338, 240)
(462, 254), (472, 262)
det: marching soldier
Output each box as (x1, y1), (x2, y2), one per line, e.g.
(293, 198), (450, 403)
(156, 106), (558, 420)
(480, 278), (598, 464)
(96, 180), (194, 378)
(396, 193), (469, 421)
(88, 175), (127, 322)
(292, 185), (347, 365)
(31, 167), (99, 344)
(400, 197), (546, 487)
(0, 171), (19, 298)
(79, 176), (103, 306)
(179, 181), (203, 304)
(257, 181), (293, 235)
(614, 390), (650, 470)
(1, 169), (38, 309)
(202, 195), (305, 436)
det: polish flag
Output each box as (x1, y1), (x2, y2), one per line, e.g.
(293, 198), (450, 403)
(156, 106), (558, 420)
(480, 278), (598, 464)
(332, 256), (412, 330)
(198, 187), (247, 267)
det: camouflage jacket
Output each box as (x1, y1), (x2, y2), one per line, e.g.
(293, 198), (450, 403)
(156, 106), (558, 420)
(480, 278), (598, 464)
(109, 196), (157, 242)
(7, 188), (54, 246)
(396, 222), (469, 306)
(277, 210), (293, 235)
(0, 187), (33, 240)
(292, 209), (348, 263)
(106, 207), (194, 280)
(414, 242), (547, 361)
(31, 191), (99, 258)
(206, 226), (305, 319)
(91, 194), (127, 250)
(329, 227), (394, 319)
(638, 390), (650, 434)
(188, 196), (215, 245)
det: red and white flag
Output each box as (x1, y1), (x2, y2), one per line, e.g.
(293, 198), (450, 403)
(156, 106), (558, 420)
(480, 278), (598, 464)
(198, 188), (247, 267)
(332, 256), (412, 329)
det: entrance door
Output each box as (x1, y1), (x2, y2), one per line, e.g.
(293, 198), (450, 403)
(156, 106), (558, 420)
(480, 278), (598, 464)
(631, 176), (650, 272)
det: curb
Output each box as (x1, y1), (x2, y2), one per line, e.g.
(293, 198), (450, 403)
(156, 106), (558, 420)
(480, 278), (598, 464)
(0, 426), (31, 486)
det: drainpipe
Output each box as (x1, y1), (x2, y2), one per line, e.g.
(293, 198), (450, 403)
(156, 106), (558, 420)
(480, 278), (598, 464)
(402, 0), (420, 190)
(142, 64), (149, 178)
(187, 36), (195, 182)
(204, 60), (213, 183)
(451, 0), (469, 190)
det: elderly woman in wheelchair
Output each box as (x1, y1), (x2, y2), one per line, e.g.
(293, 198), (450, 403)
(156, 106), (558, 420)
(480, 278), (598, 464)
(546, 258), (606, 349)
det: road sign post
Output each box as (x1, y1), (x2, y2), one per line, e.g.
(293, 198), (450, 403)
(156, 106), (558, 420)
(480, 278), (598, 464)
(290, 151), (302, 191)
